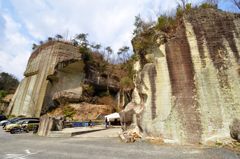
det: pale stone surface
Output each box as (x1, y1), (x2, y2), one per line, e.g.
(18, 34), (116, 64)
(37, 115), (53, 136)
(37, 115), (64, 136)
(52, 87), (83, 104)
(7, 41), (82, 117)
(123, 9), (240, 144)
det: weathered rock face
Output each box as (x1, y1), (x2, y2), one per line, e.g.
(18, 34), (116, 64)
(7, 41), (84, 117)
(127, 9), (240, 144)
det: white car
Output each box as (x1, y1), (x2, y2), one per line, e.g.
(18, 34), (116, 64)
(5, 120), (24, 131)
(0, 120), (8, 126)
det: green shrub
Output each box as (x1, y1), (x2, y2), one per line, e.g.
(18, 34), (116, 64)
(120, 77), (134, 90)
(156, 16), (168, 32)
(63, 106), (76, 119)
(156, 16), (176, 33)
(0, 90), (7, 101)
(80, 47), (92, 62)
(100, 91), (110, 97)
(83, 84), (94, 96)
(0, 72), (19, 93)
(185, 3), (192, 12)
(176, 6), (184, 18)
(200, 3), (217, 9)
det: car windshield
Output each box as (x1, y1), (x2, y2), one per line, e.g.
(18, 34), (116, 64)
(16, 120), (25, 124)
(9, 118), (20, 122)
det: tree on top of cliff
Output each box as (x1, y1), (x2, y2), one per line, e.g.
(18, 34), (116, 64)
(55, 34), (63, 40)
(39, 41), (44, 45)
(105, 46), (113, 62)
(204, 0), (219, 7)
(32, 43), (38, 50)
(117, 46), (130, 63)
(90, 43), (101, 52)
(133, 14), (153, 36)
(75, 33), (89, 47)
(176, 0), (188, 9)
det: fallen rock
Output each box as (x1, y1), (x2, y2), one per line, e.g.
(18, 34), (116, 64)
(119, 127), (142, 143)
(52, 87), (82, 104)
(230, 118), (240, 142)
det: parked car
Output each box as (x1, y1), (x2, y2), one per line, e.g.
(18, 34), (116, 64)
(2, 117), (21, 127)
(0, 115), (7, 122)
(5, 119), (39, 132)
(9, 119), (40, 134)
(0, 119), (8, 126)
(3, 117), (39, 129)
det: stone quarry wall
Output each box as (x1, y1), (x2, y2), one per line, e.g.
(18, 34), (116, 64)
(129, 9), (240, 144)
(7, 41), (82, 117)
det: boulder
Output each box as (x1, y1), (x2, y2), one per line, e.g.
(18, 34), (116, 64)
(230, 118), (240, 142)
(52, 87), (82, 104)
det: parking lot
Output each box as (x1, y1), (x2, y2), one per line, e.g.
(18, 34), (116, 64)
(0, 127), (239, 159)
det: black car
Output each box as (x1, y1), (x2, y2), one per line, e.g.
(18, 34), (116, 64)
(0, 115), (7, 122)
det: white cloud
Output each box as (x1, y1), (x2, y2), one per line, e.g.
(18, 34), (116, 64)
(0, 13), (31, 79)
(0, 0), (216, 79)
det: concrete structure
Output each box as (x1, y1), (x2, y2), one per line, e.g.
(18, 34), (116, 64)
(7, 41), (83, 117)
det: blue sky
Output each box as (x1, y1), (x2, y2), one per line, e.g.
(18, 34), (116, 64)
(0, 0), (239, 80)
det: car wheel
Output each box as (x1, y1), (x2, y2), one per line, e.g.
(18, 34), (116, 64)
(10, 129), (16, 134)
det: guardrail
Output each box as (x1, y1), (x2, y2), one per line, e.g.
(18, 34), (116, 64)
(64, 121), (98, 128)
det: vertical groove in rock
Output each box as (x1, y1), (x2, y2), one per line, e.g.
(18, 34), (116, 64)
(165, 24), (202, 143)
(148, 65), (157, 120)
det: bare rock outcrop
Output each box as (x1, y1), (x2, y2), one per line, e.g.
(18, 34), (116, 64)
(7, 41), (125, 118)
(124, 8), (240, 144)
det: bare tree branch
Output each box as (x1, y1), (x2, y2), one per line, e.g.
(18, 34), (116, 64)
(176, 0), (188, 9)
(232, 0), (240, 10)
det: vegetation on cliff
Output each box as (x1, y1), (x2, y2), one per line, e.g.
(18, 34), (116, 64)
(0, 72), (19, 101)
(132, 0), (225, 67)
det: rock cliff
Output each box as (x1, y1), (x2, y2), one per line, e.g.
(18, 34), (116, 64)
(7, 41), (83, 117)
(7, 40), (128, 118)
(123, 8), (240, 144)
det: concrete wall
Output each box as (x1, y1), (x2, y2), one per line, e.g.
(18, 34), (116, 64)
(7, 41), (82, 117)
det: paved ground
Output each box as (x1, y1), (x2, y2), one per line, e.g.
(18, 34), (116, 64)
(0, 127), (239, 159)
(48, 126), (109, 137)
(73, 126), (120, 138)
